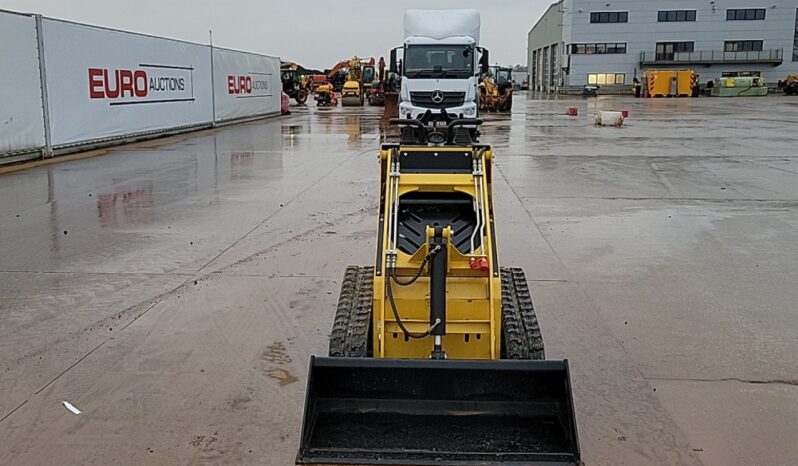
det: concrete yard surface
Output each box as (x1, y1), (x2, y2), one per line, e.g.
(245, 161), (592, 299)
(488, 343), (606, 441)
(1, 94), (797, 465)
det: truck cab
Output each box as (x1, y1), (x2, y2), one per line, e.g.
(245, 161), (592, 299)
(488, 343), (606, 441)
(490, 65), (513, 89)
(392, 10), (488, 120)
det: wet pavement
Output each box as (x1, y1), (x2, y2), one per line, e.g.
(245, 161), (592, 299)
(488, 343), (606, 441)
(1, 93), (797, 465)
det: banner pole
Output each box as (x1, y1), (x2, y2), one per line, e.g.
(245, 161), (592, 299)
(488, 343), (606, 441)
(35, 15), (53, 158)
(209, 29), (217, 127)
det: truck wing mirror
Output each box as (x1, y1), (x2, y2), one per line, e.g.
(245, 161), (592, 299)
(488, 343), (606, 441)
(390, 48), (398, 74)
(480, 48), (490, 75)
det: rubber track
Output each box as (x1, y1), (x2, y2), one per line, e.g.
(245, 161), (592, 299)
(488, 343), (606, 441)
(501, 267), (545, 360)
(328, 266), (373, 357)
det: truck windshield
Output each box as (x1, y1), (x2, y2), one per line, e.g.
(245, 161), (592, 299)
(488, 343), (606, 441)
(404, 45), (473, 79)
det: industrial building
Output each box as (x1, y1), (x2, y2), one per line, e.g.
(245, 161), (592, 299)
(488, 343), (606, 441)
(527, 0), (798, 92)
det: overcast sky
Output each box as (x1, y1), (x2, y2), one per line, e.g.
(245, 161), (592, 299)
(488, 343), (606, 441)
(1, 0), (548, 69)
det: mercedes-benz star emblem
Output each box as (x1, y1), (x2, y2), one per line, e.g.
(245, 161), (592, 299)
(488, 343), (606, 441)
(431, 90), (444, 104)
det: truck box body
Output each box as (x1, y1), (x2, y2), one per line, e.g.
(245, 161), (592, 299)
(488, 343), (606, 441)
(404, 9), (480, 42)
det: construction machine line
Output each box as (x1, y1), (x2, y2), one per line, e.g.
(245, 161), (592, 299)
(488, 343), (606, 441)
(296, 110), (580, 465)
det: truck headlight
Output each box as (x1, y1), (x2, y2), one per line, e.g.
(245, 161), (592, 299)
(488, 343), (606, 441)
(463, 107), (476, 116)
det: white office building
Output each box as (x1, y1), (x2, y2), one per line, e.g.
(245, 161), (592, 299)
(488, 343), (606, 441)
(527, 0), (798, 92)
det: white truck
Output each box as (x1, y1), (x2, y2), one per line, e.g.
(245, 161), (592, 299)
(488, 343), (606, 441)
(391, 9), (488, 120)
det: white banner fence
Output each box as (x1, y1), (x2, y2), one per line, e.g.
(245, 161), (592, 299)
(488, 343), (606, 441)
(0, 11), (46, 158)
(0, 10), (281, 163)
(213, 47), (281, 123)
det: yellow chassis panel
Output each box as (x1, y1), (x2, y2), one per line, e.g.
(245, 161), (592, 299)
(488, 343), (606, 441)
(373, 146), (502, 360)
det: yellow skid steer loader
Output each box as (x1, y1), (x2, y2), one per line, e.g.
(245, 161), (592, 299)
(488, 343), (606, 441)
(297, 112), (580, 465)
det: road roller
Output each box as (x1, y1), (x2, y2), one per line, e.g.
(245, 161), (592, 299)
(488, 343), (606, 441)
(341, 57), (365, 106)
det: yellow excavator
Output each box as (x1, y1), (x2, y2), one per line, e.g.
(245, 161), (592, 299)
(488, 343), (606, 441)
(297, 112), (580, 465)
(341, 56), (365, 106)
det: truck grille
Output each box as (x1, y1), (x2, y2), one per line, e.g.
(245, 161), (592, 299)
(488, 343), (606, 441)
(409, 91), (466, 109)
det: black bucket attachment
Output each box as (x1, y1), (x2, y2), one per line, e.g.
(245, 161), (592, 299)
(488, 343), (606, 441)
(297, 357), (580, 465)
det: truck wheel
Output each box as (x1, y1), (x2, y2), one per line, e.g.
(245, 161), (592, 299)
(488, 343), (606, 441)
(329, 266), (373, 357)
(501, 267), (545, 360)
(295, 90), (309, 104)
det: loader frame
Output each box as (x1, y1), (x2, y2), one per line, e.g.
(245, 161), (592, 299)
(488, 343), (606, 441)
(374, 144), (502, 359)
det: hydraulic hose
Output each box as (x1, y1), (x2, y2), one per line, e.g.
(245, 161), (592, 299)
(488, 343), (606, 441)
(386, 246), (442, 339)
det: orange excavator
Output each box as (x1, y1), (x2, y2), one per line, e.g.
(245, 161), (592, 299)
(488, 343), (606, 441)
(326, 60), (351, 92)
(326, 57), (377, 94)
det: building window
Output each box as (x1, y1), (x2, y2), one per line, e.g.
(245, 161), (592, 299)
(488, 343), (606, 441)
(658, 10), (696, 22)
(587, 73), (626, 85)
(724, 40), (764, 52)
(550, 44), (558, 87)
(726, 8), (766, 20)
(721, 71), (761, 77)
(571, 43), (627, 54)
(590, 11), (628, 23)
(794, 8), (798, 61)
(655, 42), (695, 60)
(542, 46), (549, 91)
